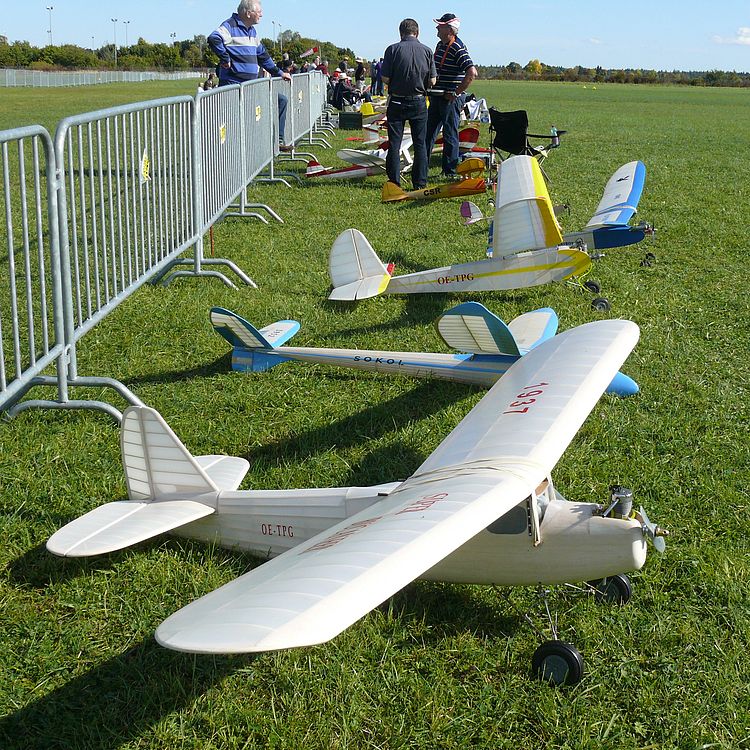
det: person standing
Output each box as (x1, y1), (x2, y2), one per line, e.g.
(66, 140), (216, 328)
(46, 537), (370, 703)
(380, 18), (437, 189)
(425, 13), (477, 178)
(208, 0), (293, 149)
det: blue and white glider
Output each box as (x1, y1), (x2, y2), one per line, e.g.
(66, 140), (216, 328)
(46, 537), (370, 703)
(210, 302), (639, 397)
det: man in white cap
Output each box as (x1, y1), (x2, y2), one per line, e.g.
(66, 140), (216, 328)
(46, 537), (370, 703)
(425, 12), (477, 178)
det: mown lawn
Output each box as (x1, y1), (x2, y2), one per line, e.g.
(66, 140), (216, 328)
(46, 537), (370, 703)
(1, 79), (749, 749)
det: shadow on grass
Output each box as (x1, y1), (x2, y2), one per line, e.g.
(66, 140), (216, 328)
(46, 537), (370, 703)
(243, 379), (475, 479)
(0, 639), (244, 750)
(124, 353), (230, 388)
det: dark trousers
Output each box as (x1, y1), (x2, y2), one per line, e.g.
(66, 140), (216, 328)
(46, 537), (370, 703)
(386, 97), (428, 189)
(277, 92), (288, 141)
(426, 93), (465, 175)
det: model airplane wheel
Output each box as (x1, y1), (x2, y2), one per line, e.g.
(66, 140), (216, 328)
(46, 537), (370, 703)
(591, 574), (632, 605)
(591, 297), (611, 312)
(532, 640), (584, 686)
(583, 279), (602, 294)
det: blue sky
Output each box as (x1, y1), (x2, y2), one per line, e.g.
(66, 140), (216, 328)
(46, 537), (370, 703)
(3, 1), (750, 72)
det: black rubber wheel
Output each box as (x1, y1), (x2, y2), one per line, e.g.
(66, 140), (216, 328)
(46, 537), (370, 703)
(590, 574), (632, 605)
(644, 252), (656, 261)
(583, 279), (601, 294)
(532, 640), (584, 686)
(591, 297), (611, 312)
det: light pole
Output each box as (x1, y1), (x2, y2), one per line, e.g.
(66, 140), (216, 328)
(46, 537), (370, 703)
(45, 6), (53, 46)
(123, 20), (130, 48)
(271, 20), (277, 49)
(91, 36), (95, 50)
(278, 22), (283, 55)
(111, 17), (117, 67)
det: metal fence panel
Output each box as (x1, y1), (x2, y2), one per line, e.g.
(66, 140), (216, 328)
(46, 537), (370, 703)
(54, 96), (195, 354)
(290, 74), (313, 143)
(0, 125), (66, 411)
(0, 68), (203, 88)
(241, 79), (274, 181)
(197, 85), (246, 230)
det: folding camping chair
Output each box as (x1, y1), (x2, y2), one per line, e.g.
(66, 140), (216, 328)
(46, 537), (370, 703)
(488, 108), (565, 182)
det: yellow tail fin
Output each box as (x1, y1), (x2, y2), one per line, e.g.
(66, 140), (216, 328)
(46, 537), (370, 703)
(381, 181), (408, 203)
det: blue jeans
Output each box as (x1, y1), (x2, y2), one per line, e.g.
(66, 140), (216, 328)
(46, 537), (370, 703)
(426, 92), (465, 175)
(277, 92), (288, 141)
(386, 96), (428, 189)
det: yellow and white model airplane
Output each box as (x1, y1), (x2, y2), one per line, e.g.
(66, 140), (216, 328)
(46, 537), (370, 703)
(330, 155), (591, 301)
(47, 318), (666, 685)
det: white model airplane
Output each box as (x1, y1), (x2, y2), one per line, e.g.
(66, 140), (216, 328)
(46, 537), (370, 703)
(209, 301), (639, 397)
(329, 155), (593, 301)
(461, 161), (654, 252)
(47, 318), (666, 685)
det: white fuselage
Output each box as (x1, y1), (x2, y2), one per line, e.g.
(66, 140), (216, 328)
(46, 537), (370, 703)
(172, 485), (647, 586)
(233, 346), (518, 386)
(383, 246), (592, 294)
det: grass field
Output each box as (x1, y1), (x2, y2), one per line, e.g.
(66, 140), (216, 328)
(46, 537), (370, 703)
(1, 80), (749, 749)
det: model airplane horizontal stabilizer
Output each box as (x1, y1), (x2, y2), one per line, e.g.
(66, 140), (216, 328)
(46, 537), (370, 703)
(155, 319), (639, 653)
(381, 177), (486, 203)
(437, 301), (525, 356)
(47, 499), (216, 557)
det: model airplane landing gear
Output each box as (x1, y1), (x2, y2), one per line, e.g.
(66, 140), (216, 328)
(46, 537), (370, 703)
(532, 640), (584, 686)
(589, 573), (633, 605)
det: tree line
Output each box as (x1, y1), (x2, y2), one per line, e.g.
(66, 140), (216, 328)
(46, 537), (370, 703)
(1, 35), (746, 88)
(0, 33), (355, 74)
(477, 60), (750, 87)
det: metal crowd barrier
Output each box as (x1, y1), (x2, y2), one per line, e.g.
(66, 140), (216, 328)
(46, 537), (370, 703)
(0, 126), (67, 416)
(0, 71), (327, 420)
(0, 68), (202, 88)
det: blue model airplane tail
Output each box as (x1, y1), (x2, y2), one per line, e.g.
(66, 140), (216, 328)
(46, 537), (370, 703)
(210, 307), (300, 372)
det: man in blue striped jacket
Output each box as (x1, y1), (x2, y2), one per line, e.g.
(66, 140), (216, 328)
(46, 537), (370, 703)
(209, 0), (293, 148)
(425, 13), (477, 178)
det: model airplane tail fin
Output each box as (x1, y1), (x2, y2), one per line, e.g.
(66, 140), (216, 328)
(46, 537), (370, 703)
(47, 406), (250, 557)
(210, 307), (300, 372)
(506, 308), (559, 352)
(460, 200), (485, 225)
(381, 181), (409, 203)
(493, 156), (563, 256)
(305, 160), (327, 176)
(328, 229), (392, 300)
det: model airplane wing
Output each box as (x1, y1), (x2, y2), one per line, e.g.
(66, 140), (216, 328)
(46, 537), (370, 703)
(328, 229), (392, 301)
(585, 161), (645, 228)
(155, 319), (639, 653)
(493, 156), (563, 256)
(336, 148), (385, 169)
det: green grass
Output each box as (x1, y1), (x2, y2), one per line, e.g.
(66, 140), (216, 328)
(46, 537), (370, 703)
(1, 80), (750, 749)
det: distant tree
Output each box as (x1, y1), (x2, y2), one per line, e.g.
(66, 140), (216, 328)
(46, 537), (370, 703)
(524, 59), (542, 77)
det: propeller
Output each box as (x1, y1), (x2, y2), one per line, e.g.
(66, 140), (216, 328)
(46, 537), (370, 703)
(637, 506), (668, 553)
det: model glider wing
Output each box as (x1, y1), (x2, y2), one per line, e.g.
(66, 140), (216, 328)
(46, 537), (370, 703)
(336, 148), (385, 169)
(585, 161), (646, 228)
(155, 319), (639, 654)
(492, 156), (563, 256)
(436, 301), (521, 356)
(328, 229), (392, 300)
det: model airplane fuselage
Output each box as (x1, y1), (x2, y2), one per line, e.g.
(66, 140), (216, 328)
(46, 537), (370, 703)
(210, 302), (639, 396)
(382, 177), (486, 203)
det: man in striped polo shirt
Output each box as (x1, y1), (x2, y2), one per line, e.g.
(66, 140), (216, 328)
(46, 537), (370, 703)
(209, 1), (293, 148)
(425, 13), (477, 178)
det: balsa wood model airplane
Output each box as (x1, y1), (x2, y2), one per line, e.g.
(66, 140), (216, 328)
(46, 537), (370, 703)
(330, 156), (608, 303)
(209, 301), (639, 397)
(461, 160), (654, 252)
(47, 319), (666, 685)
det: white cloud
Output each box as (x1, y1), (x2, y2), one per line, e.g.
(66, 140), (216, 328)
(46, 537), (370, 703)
(588, 37), (602, 45)
(713, 27), (750, 45)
